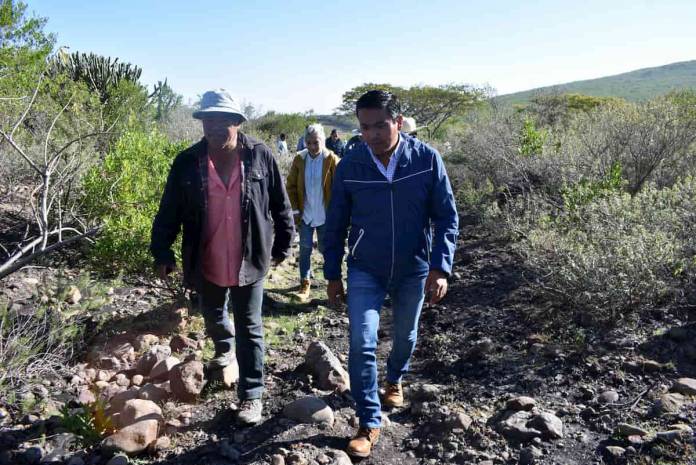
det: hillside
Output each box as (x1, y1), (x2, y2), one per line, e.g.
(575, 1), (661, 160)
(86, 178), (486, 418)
(498, 59), (696, 105)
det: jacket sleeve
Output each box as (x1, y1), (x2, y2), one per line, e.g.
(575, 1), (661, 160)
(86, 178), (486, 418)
(323, 161), (351, 281)
(428, 150), (459, 276)
(268, 152), (295, 260)
(286, 155), (300, 214)
(150, 158), (183, 267)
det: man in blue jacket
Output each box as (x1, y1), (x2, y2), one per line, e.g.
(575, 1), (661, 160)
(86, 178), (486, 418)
(323, 90), (458, 458)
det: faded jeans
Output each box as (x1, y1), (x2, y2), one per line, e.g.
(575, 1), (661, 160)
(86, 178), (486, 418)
(299, 221), (325, 281)
(199, 277), (265, 400)
(347, 267), (427, 428)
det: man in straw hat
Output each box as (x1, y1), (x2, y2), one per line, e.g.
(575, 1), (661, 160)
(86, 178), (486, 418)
(150, 89), (294, 425)
(323, 90), (458, 457)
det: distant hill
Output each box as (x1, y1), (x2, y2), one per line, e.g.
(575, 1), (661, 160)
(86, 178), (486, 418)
(498, 60), (696, 105)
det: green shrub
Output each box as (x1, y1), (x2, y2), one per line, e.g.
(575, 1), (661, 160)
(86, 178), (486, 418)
(83, 129), (188, 273)
(514, 178), (696, 325)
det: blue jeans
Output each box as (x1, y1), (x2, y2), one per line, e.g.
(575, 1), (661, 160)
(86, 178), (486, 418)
(199, 277), (265, 400)
(347, 267), (427, 428)
(299, 221), (325, 281)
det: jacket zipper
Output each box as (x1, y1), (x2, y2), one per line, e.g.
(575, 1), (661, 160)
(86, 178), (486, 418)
(351, 228), (365, 257)
(390, 186), (395, 281)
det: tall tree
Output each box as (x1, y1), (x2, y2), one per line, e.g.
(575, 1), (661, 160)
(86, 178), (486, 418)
(338, 82), (487, 135)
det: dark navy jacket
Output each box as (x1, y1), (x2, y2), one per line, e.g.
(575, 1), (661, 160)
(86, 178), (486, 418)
(323, 133), (458, 283)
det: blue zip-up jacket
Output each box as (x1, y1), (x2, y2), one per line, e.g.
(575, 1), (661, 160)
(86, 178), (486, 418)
(323, 133), (458, 283)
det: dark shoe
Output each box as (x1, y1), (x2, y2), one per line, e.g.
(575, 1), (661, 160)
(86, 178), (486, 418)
(237, 399), (263, 425)
(382, 382), (403, 408)
(346, 427), (380, 458)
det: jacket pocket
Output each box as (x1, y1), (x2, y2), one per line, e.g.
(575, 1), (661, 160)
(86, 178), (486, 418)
(350, 228), (365, 257)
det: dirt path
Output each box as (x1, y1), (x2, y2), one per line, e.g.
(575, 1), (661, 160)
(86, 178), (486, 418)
(1, 228), (694, 464)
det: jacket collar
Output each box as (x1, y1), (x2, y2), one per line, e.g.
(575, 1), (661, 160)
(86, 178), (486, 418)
(351, 132), (415, 166)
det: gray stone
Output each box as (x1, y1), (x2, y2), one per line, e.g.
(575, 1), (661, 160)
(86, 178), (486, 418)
(149, 356), (180, 381)
(305, 341), (350, 392)
(135, 345), (171, 375)
(496, 410), (541, 442)
(652, 393), (687, 415)
(529, 411), (564, 439)
(118, 398), (162, 428)
(672, 378), (696, 396)
(655, 424), (693, 442)
(169, 360), (206, 402)
(615, 423), (650, 437)
(598, 390), (619, 404)
(506, 396), (536, 411)
(325, 449), (352, 465)
(271, 454), (285, 465)
(137, 383), (170, 403)
(102, 419), (159, 455)
(283, 396), (334, 426)
(519, 446), (543, 465)
(605, 446), (625, 459)
(409, 383), (442, 402)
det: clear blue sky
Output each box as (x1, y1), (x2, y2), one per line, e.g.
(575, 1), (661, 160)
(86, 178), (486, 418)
(28, 0), (696, 114)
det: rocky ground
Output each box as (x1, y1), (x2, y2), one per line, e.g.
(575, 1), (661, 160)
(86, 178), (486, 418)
(1, 226), (695, 464)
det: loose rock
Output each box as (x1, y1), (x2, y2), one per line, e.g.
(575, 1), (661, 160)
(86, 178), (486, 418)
(506, 396), (536, 411)
(149, 356), (180, 381)
(102, 418), (159, 455)
(305, 341), (350, 392)
(169, 360), (206, 402)
(652, 392), (686, 416)
(672, 377), (696, 396)
(283, 396), (334, 426)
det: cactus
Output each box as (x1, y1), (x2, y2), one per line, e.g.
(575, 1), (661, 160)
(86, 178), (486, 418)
(50, 51), (143, 103)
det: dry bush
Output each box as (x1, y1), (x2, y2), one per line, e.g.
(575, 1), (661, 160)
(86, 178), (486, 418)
(511, 178), (696, 325)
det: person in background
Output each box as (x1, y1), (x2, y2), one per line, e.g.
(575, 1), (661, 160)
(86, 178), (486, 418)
(296, 126), (308, 152)
(400, 116), (426, 138)
(325, 128), (345, 157)
(344, 129), (363, 154)
(323, 90), (458, 458)
(277, 133), (289, 156)
(150, 89), (294, 426)
(286, 123), (340, 301)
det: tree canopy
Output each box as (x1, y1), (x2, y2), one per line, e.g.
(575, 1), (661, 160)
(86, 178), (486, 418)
(338, 82), (488, 135)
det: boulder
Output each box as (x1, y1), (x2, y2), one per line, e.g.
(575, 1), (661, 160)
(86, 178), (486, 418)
(149, 356), (180, 381)
(652, 393), (687, 416)
(283, 396), (334, 426)
(137, 383), (170, 403)
(107, 389), (139, 415)
(305, 341), (350, 392)
(169, 360), (206, 402)
(118, 399), (162, 428)
(101, 419), (159, 455)
(135, 345), (171, 375)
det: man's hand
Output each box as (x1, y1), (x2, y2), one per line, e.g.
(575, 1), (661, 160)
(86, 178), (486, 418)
(327, 280), (345, 307)
(157, 263), (176, 280)
(425, 269), (448, 304)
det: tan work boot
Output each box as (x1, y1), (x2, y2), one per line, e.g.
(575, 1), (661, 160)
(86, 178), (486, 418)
(346, 427), (380, 458)
(297, 279), (311, 301)
(382, 382), (404, 408)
